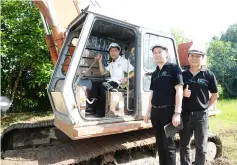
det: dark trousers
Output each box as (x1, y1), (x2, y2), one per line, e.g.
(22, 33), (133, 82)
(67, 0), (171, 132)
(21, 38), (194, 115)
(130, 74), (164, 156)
(86, 81), (101, 114)
(180, 111), (208, 165)
(96, 81), (119, 116)
(150, 106), (176, 165)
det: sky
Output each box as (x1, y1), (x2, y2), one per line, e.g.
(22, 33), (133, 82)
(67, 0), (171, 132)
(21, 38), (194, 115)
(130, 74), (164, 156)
(79, 0), (237, 47)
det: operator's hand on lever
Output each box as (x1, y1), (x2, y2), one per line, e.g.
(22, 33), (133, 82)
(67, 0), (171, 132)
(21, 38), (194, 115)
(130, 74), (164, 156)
(183, 85), (191, 98)
(144, 111), (150, 123)
(95, 53), (103, 62)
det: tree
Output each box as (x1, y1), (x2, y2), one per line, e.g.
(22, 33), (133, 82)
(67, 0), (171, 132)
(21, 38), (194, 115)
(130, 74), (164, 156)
(221, 24), (237, 43)
(171, 28), (190, 46)
(207, 24), (237, 97)
(1, 1), (53, 112)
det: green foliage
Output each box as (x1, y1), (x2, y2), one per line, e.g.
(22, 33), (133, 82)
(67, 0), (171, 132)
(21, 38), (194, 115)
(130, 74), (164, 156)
(171, 28), (190, 46)
(207, 24), (237, 97)
(217, 84), (224, 98)
(1, 1), (53, 112)
(221, 24), (237, 43)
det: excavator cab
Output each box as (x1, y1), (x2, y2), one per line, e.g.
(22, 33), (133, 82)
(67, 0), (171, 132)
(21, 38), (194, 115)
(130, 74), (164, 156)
(47, 8), (179, 139)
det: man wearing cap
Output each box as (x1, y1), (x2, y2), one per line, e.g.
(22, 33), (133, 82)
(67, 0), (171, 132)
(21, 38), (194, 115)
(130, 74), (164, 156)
(144, 44), (183, 165)
(95, 42), (134, 117)
(180, 45), (218, 165)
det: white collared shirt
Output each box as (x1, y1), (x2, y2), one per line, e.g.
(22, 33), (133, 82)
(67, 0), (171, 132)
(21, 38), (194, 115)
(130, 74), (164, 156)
(105, 56), (134, 84)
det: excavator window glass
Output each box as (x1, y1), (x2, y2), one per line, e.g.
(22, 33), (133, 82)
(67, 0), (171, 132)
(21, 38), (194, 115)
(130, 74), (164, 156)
(74, 19), (136, 118)
(143, 33), (177, 91)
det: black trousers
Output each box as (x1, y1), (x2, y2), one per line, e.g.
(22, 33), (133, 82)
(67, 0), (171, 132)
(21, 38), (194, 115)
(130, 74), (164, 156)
(180, 111), (209, 165)
(96, 81), (119, 116)
(150, 106), (176, 165)
(86, 81), (101, 114)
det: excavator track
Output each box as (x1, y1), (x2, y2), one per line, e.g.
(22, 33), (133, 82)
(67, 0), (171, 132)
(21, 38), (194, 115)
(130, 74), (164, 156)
(1, 128), (156, 165)
(1, 120), (222, 165)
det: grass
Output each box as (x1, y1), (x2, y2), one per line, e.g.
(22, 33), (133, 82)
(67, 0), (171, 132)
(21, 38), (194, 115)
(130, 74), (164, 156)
(209, 99), (237, 165)
(1, 111), (54, 134)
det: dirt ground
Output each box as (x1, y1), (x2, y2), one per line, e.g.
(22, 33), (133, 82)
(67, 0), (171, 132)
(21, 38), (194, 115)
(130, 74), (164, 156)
(211, 128), (237, 165)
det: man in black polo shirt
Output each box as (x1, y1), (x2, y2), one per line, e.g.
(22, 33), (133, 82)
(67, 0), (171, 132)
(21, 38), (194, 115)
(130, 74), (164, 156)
(144, 44), (183, 165)
(180, 45), (218, 165)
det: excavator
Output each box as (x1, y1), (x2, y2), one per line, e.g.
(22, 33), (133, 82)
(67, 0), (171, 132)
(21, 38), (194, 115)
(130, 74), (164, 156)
(1, 1), (222, 164)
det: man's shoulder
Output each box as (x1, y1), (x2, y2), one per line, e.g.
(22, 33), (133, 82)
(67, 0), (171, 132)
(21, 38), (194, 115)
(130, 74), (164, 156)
(166, 62), (176, 66)
(203, 68), (215, 78)
(166, 62), (179, 69)
(168, 62), (177, 65)
(182, 68), (190, 76)
(203, 68), (213, 73)
(120, 57), (129, 62)
(151, 69), (157, 76)
(182, 68), (189, 73)
(121, 57), (134, 68)
(166, 63), (182, 74)
(106, 62), (112, 67)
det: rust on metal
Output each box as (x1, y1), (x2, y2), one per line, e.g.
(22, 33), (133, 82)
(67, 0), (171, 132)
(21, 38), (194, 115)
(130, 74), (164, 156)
(62, 44), (75, 72)
(2, 129), (155, 165)
(51, 26), (65, 52)
(45, 35), (58, 65)
(54, 117), (152, 140)
(178, 41), (193, 67)
(54, 118), (75, 139)
(32, 1), (53, 27)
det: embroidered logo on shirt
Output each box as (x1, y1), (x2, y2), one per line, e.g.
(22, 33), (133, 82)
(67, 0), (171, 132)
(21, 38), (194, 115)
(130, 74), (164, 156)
(198, 78), (208, 86)
(161, 71), (172, 77)
(162, 71), (167, 76)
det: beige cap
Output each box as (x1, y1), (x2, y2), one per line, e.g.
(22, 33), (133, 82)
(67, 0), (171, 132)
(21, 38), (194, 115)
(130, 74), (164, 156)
(188, 44), (206, 56)
(108, 42), (121, 51)
(150, 44), (168, 51)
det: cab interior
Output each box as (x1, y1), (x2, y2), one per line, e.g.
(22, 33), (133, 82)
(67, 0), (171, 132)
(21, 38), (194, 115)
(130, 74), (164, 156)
(71, 19), (137, 119)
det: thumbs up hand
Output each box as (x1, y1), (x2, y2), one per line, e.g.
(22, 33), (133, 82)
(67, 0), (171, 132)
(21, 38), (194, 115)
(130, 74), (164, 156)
(184, 85), (191, 98)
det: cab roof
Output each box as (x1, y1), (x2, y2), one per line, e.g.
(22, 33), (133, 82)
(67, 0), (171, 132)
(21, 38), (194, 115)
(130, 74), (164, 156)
(67, 6), (173, 40)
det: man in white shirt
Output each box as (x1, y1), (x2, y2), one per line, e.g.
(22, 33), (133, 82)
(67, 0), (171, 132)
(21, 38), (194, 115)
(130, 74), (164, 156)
(95, 42), (134, 117)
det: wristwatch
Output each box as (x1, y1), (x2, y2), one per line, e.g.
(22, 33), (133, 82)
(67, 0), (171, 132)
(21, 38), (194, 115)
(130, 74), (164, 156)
(174, 112), (181, 115)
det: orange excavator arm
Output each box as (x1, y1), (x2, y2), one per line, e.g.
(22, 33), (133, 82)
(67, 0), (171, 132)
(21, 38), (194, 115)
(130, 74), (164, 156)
(178, 41), (193, 67)
(32, 0), (80, 65)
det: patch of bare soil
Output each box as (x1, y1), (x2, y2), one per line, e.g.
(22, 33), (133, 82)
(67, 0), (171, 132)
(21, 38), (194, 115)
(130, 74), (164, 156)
(211, 128), (237, 165)
(212, 157), (233, 165)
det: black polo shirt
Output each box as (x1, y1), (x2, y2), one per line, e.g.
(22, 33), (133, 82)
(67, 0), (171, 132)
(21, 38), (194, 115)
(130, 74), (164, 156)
(182, 68), (218, 112)
(150, 62), (183, 106)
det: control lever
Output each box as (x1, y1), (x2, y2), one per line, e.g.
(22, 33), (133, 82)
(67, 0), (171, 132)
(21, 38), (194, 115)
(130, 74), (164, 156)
(86, 98), (97, 104)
